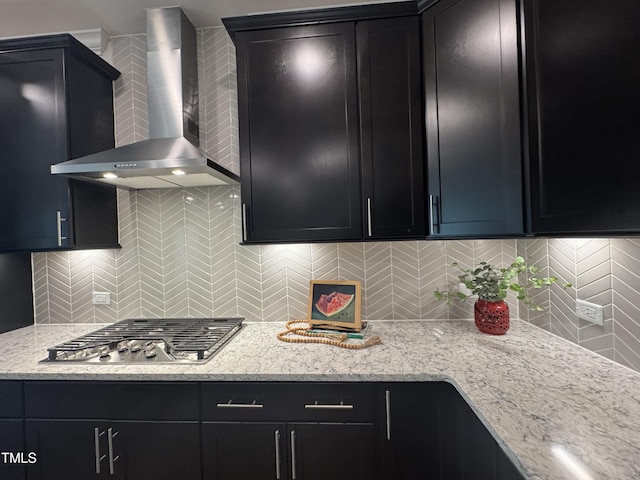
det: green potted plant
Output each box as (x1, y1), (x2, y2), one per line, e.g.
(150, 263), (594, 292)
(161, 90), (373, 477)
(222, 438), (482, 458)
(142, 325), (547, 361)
(434, 256), (571, 335)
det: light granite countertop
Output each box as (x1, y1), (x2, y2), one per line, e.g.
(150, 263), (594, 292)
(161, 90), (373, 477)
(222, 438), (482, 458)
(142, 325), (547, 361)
(0, 319), (638, 480)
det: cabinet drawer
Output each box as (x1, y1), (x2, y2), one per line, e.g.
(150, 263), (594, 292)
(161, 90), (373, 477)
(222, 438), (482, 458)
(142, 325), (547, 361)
(0, 381), (23, 418)
(24, 381), (198, 420)
(202, 383), (375, 422)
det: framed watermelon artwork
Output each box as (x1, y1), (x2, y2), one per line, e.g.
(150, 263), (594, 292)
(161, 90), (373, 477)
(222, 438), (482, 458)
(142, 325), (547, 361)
(307, 280), (363, 331)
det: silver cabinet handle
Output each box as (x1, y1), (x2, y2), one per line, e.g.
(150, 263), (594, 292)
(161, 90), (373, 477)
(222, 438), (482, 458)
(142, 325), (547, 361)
(56, 211), (67, 247)
(216, 401), (264, 409)
(367, 197), (373, 237)
(428, 195), (437, 235)
(107, 428), (119, 475)
(242, 203), (248, 242)
(385, 390), (391, 441)
(290, 430), (297, 480)
(304, 400), (354, 409)
(94, 428), (102, 474)
(274, 430), (281, 480)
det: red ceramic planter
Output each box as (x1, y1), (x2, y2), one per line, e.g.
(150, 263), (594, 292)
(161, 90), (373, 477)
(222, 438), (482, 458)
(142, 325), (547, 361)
(474, 299), (510, 335)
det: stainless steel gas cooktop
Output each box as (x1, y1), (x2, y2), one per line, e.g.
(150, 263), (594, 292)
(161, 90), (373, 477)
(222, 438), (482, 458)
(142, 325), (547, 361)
(41, 317), (244, 364)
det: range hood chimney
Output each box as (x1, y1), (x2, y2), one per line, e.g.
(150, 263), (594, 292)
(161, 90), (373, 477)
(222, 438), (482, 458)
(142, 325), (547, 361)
(51, 7), (239, 189)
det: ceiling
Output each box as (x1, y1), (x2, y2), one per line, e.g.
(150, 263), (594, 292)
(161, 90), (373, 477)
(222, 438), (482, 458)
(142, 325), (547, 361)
(1, 0), (394, 38)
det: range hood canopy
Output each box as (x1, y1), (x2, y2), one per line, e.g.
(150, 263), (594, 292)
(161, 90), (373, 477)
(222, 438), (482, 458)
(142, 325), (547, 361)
(51, 7), (239, 189)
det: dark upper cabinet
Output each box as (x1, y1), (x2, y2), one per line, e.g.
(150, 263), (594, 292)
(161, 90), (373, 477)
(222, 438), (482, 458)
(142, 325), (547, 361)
(421, 0), (524, 237)
(523, 0), (640, 234)
(0, 34), (120, 252)
(226, 3), (425, 243)
(358, 16), (425, 239)
(234, 23), (362, 243)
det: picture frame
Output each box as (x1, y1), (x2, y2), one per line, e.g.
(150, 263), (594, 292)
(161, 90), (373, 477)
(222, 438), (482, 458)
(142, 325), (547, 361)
(307, 280), (363, 331)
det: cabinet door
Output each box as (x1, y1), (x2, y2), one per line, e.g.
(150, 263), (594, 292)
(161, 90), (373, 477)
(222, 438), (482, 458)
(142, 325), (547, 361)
(112, 421), (201, 480)
(236, 23), (362, 243)
(66, 52), (119, 249)
(379, 383), (445, 480)
(0, 49), (71, 251)
(25, 419), (109, 480)
(358, 16), (425, 239)
(289, 423), (375, 480)
(202, 422), (286, 480)
(423, 0), (523, 236)
(524, 0), (640, 233)
(439, 384), (525, 480)
(0, 420), (26, 480)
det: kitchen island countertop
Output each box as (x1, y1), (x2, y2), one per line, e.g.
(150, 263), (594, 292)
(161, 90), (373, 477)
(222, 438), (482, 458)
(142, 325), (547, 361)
(0, 319), (638, 480)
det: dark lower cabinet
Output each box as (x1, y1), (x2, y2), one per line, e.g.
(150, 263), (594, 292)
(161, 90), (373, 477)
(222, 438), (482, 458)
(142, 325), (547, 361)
(421, 0), (523, 237)
(289, 423), (375, 480)
(523, 0), (640, 234)
(202, 422), (375, 480)
(25, 420), (200, 480)
(111, 421), (200, 480)
(381, 383), (525, 480)
(0, 420), (26, 480)
(440, 383), (524, 480)
(23, 382), (201, 480)
(379, 382), (446, 479)
(203, 422), (285, 480)
(25, 420), (109, 479)
(0, 381), (25, 480)
(17, 380), (526, 480)
(201, 382), (377, 480)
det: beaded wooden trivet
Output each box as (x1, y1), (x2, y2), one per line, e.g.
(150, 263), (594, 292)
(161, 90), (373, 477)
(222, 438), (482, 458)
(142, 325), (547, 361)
(276, 320), (381, 349)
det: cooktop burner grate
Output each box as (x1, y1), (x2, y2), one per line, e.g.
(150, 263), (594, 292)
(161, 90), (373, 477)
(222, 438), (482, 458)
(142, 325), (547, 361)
(43, 317), (244, 363)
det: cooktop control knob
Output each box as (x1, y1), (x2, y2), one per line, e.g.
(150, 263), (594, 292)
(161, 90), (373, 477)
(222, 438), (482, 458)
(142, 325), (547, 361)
(144, 344), (157, 358)
(98, 345), (110, 358)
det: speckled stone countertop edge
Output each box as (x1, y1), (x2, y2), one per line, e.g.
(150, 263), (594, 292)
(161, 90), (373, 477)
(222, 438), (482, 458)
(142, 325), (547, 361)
(0, 319), (639, 480)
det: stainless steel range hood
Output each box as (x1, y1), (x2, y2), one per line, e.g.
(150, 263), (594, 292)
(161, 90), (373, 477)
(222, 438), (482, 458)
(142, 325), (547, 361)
(51, 7), (239, 189)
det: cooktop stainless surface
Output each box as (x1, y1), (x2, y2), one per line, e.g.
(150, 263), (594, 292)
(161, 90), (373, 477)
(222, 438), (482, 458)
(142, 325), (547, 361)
(41, 317), (244, 364)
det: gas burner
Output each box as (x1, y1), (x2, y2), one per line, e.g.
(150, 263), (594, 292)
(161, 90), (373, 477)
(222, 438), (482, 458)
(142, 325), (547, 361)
(42, 318), (243, 364)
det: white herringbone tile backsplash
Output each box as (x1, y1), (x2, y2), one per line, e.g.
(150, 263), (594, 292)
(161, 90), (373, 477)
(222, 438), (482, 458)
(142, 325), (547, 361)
(30, 29), (640, 375)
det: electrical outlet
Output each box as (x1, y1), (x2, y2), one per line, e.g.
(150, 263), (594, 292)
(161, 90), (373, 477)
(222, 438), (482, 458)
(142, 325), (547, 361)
(576, 299), (604, 325)
(458, 283), (474, 297)
(92, 292), (111, 305)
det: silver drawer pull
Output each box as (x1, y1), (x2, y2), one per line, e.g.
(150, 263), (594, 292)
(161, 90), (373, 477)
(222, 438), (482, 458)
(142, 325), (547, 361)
(107, 428), (119, 475)
(385, 390), (392, 440)
(94, 428), (102, 474)
(274, 430), (282, 480)
(304, 403), (354, 410)
(367, 197), (373, 237)
(290, 430), (297, 480)
(242, 204), (248, 242)
(217, 400), (264, 408)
